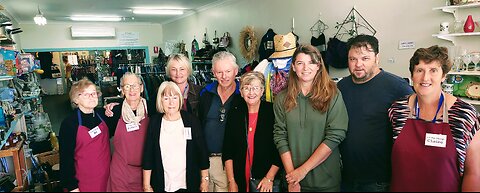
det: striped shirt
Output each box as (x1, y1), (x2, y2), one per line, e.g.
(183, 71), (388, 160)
(388, 96), (480, 175)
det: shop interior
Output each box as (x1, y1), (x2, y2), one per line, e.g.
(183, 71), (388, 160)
(0, 0), (479, 191)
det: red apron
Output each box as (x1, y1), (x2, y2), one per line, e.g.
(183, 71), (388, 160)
(391, 94), (460, 192)
(108, 107), (149, 192)
(74, 110), (111, 192)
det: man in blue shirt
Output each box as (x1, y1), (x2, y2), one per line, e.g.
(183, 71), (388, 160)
(198, 51), (241, 192)
(338, 35), (413, 192)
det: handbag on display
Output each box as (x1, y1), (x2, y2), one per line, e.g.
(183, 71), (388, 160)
(219, 32), (231, 48)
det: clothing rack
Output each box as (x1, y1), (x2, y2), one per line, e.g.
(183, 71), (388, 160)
(334, 7), (376, 40)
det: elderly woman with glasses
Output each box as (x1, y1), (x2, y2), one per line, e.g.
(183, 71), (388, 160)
(103, 72), (151, 191)
(59, 77), (111, 192)
(166, 53), (203, 116)
(222, 71), (282, 192)
(142, 81), (209, 192)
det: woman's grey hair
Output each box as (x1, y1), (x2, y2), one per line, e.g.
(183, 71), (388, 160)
(240, 71), (265, 89)
(166, 53), (193, 77)
(156, 81), (183, 113)
(119, 72), (143, 87)
(212, 51), (238, 69)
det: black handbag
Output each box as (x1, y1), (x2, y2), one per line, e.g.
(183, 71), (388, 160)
(249, 177), (281, 192)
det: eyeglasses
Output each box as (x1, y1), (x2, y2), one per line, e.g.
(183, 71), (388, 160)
(219, 106), (226, 122)
(123, 83), (142, 91)
(241, 86), (263, 93)
(78, 92), (98, 98)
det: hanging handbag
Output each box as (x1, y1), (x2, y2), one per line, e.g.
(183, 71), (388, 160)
(245, 117), (280, 192)
(219, 32), (231, 48)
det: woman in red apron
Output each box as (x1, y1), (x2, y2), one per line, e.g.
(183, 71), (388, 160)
(106, 72), (150, 191)
(59, 78), (111, 192)
(388, 46), (480, 192)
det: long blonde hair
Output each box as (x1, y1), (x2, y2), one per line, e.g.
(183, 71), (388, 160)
(284, 45), (337, 113)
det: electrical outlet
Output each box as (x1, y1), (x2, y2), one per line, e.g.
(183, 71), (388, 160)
(388, 58), (395, 63)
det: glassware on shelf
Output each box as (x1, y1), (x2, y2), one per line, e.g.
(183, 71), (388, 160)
(470, 52), (480, 71)
(462, 53), (472, 71)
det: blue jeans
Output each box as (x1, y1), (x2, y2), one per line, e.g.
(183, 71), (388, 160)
(341, 181), (390, 192)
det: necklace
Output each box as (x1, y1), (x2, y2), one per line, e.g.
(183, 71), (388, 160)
(248, 113), (258, 132)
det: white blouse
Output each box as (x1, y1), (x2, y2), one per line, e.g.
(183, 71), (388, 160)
(160, 117), (187, 192)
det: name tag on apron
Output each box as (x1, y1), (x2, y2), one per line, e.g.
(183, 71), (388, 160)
(425, 133), (447, 148)
(184, 127), (192, 140)
(89, 126), (102, 138)
(126, 123), (140, 132)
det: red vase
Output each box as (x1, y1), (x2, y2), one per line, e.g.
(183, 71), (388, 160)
(464, 15), (475, 33)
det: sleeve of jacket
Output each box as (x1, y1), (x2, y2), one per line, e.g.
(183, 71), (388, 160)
(222, 105), (237, 163)
(268, 104), (282, 168)
(59, 118), (79, 191)
(192, 114), (210, 170)
(273, 93), (290, 155)
(142, 114), (157, 170)
(323, 90), (349, 151)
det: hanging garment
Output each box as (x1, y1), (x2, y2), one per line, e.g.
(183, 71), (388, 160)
(311, 33), (328, 72)
(258, 29), (276, 62)
(325, 37), (348, 69)
(74, 110), (111, 192)
(390, 94), (460, 192)
(108, 103), (149, 192)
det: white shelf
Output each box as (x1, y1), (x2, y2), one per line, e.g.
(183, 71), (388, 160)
(432, 32), (480, 44)
(458, 96), (480, 106)
(448, 71), (480, 75)
(433, 2), (480, 19)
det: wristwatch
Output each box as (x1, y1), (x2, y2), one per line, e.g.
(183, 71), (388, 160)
(203, 176), (210, 181)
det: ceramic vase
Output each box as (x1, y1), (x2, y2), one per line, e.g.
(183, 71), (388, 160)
(464, 15), (475, 33)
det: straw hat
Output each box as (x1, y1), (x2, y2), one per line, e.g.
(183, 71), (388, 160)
(269, 32), (297, 59)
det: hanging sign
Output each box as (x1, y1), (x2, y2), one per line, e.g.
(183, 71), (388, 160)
(118, 32), (140, 46)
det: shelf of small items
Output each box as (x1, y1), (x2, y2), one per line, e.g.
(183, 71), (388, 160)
(446, 71), (480, 106)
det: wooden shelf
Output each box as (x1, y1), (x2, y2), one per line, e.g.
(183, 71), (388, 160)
(0, 138), (28, 192)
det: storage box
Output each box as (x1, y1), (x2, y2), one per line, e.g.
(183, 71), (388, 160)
(35, 151), (59, 166)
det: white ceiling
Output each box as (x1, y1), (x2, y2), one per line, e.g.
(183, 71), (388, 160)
(1, 0), (226, 24)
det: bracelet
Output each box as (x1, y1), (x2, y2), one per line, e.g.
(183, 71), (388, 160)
(264, 177), (274, 183)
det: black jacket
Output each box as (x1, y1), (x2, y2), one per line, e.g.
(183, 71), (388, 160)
(222, 98), (282, 191)
(142, 111), (209, 192)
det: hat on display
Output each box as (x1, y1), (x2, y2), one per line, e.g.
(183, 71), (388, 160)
(269, 32), (297, 59)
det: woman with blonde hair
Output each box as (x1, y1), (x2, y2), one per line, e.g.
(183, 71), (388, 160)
(59, 78), (111, 192)
(142, 81), (209, 192)
(273, 45), (348, 191)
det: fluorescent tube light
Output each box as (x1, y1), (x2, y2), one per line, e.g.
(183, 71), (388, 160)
(133, 9), (183, 15)
(70, 15), (122, 22)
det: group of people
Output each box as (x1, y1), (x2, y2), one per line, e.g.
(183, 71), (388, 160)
(59, 34), (480, 192)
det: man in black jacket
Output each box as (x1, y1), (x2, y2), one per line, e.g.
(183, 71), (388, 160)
(198, 51), (241, 192)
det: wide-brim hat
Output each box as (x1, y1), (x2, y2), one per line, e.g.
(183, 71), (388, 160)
(269, 32), (297, 59)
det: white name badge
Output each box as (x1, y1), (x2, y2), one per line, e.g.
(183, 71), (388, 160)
(89, 126), (102, 138)
(184, 127), (192, 140)
(126, 123), (140, 132)
(425, 133), (447, 148)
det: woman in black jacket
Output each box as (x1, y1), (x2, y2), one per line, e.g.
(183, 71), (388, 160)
(222, 72), (282, 192)
(142, 81), (209, 192)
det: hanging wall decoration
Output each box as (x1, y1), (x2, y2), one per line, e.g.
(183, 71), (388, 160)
(239, 26), (257, 62)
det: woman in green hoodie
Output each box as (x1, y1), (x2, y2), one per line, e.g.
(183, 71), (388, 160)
(273, 45), (348, 192)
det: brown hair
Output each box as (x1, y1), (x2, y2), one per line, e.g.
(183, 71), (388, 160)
(409, 45), (452, 76)
(284, 44), (337, 113)
(69, 77), (102, 107)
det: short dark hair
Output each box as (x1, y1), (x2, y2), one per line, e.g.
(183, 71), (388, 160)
(346, 35), (379, 55)
(409, 45), (451, 76)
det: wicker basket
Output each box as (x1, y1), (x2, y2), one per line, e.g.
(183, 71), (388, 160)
(35, 150), (59, 166)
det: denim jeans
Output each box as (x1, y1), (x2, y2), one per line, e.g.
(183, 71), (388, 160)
(341, 181), (390, 192)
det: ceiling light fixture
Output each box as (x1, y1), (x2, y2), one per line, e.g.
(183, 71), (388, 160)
(132, 9), (184, 15)
(33, 5), (47, 26)
(70, 15), (122, 22)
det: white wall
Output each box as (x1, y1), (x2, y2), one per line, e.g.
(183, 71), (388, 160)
(18, 22), (163, 62)
(162, 0), (480, 78)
